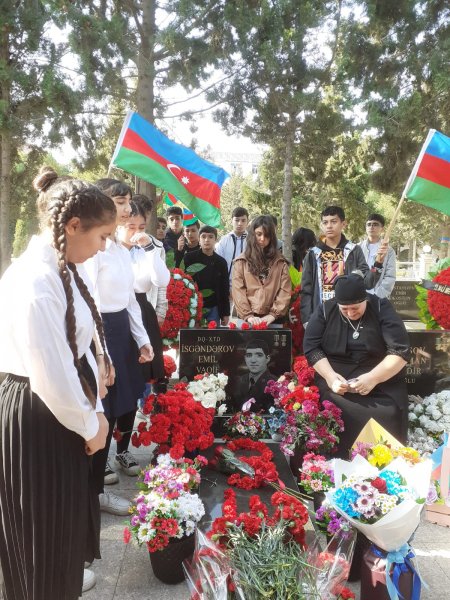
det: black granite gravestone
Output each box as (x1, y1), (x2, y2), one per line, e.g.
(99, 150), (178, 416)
(406, 330), (450, 395)
(179, 328), (292, 414)
(390, 281), (421, 321)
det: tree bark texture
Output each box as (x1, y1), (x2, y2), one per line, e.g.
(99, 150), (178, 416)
(0, 26), (11, 275)
(136, 0), (157, 235)
(281, 120), (295, 264)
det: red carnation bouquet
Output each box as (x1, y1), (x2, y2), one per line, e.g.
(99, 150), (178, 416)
(416, 257), (450, 329)
(131, 383), (215, 460)
(163, 354), (177, 378)
(160, 268), (203, 349)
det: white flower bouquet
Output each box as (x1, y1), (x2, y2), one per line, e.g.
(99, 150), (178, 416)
(187, 372), (228, 415)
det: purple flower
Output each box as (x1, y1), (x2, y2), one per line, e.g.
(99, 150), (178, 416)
(426, 482), (439, 505)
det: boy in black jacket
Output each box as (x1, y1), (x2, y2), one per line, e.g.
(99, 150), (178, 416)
(184, 225), (230, 325)
(300, 206), (388, 327)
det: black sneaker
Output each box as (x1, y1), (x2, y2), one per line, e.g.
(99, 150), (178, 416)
(115, 450), (140, 476)
(104, 459), (119, 485)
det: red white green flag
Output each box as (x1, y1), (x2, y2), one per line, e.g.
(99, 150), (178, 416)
(111, 111), (229, 227)
(403, 129), (450, 215)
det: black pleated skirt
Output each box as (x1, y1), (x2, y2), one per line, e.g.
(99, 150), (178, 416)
(101, 309), (145, 418)
(135, 292), (165, 382)
(0, 374), (100, 600)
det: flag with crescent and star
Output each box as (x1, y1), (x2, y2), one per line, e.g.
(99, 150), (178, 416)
(110, 111), (229, 226)
(163, 192), (198, 225)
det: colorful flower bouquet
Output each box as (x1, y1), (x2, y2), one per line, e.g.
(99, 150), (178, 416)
(300, 453), (335, 494)
(315, 504), (349, 537)
(325, 453), (431, 551)
(141, 453), (208, 494)
(351, 441), (422, 469)
(223, 410), (268, 440)
(160, 268), (203, 349)
(125, 457), (206, 552)
(131, 383), (215, 459)
(408, 391), (450, 455)
(187, 372), (228, 415)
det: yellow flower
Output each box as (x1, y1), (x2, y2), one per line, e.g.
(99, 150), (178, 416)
(368, 444), (393, 468)
(393, 447), (421, 464)
(292, 402), (301, 411)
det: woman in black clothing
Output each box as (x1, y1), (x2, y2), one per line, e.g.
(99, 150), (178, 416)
(303, 273), (410, 458)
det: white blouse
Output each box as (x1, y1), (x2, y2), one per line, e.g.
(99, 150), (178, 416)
(0, 235), (102, 441)
(129, 245), (170, 293)
(84, 239), (150, 348)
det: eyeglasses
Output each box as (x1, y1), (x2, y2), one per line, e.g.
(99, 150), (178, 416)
(366, 222), (382, 227)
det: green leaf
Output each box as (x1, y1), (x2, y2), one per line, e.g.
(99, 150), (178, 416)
(165, 249), (175, 270)
(289, 265), (301, 288)
(200, 288), (214, 298)
(185, 262), (207, 274)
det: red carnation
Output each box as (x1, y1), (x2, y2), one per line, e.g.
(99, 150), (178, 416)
(371, 477), (388, 494)
(241, 322), (250, 330)
(207, 320), (217, 329)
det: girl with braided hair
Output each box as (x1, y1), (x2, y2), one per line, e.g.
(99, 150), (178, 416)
(85, 178), (153, 513)
(0, 167), (116, 600)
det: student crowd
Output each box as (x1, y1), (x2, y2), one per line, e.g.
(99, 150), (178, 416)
(0, 167), (402, 600)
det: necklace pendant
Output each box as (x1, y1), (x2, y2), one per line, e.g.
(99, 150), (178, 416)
(352, 331), (360, 339)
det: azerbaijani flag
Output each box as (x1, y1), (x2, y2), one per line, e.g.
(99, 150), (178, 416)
(403, 129), (450, 215)
(111, 111), (229, 226)
(164, 192), (198, 226)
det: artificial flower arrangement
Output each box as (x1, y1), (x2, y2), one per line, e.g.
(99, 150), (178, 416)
(300, 452), (335, 494)
(208, 439), (279, 490)
(223, 409), (268, 440)
(130, 383), (215, 460)
(124, 454), (206, 553)
(160, 268), (203, 349)
(408, 391), (450, 455)
(415, 257), (450, 329)
(266, 405), (286, 438)
(187, 372), (228, 415)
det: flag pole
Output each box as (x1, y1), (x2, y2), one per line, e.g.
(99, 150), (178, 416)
(107, 110), (134, 177)
(375, 129), (436, 262)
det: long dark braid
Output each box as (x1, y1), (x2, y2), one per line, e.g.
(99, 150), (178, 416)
(35, 166), (116, 409)
(50, 195), (97, 408)
(68, 263), (112, 378)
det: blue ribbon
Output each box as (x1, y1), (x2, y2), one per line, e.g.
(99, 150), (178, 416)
(371, 544), (422, 600)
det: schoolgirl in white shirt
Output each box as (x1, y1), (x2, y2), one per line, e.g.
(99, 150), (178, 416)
(86, 179), (153, 515)
(0, 167), (114, 599)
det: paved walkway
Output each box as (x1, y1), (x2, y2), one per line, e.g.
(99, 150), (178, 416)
(84, 439), (450, 600)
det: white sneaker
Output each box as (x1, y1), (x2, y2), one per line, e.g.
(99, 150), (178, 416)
(82, 568), (96, 593)
(114, 450), (140, 476)
(104, 459), (119, 485)
(99, 491), (131, 516)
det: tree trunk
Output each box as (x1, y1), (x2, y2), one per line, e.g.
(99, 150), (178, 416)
(136, 0), (157, 234)
(0, 27), (11, 275)
(281, 120), (295, 263)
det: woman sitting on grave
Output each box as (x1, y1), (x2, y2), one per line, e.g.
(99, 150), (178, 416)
(232, 215), (291, 325)
(303, 273), (410, 457)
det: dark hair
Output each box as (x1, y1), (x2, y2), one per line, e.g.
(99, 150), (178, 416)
(270, 215), (278, 227)
(244, 215), (279, 276)
(33, 166), (116, 407)
(232, 207), (249, 219)
(133, 193), (154, 216)
(367, 213), (385, 227)
(95, 178), (132, 199)
(292, 227), (317, 270)
(321, 205), (345, 221)
(129, 200), (147, 219)
(166, 205), (183, 217)
(157, 217), (167, 225)
(185, 219), (200, 229)
(199, 225), (217, 238)
(245, 338), (270, 355)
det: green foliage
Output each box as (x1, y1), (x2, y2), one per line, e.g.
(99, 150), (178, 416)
(289, 265), (302, 289)
(185, 263), (206, 274)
